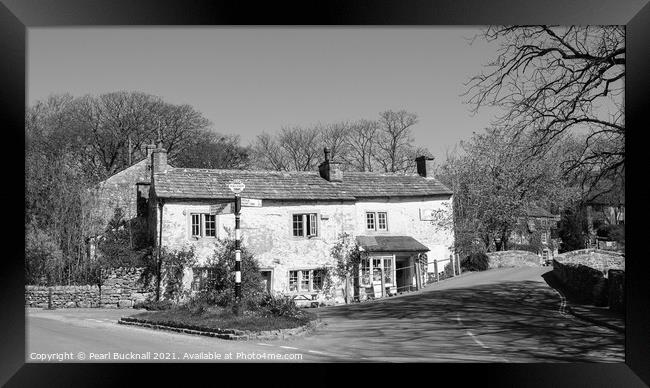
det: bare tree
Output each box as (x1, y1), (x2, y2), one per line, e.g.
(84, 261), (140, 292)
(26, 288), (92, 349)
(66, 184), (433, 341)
(319, 122), (350, 163)
(277, 126), (322, 171)
(375, 110), (418, 173)
(345, 119), (378, 172)
(465, 26), (625, 194)
(250, 132), (290, 171)
(173, 130), (250, 170)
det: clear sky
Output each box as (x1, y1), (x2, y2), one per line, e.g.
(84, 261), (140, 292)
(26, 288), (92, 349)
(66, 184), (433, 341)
(27, 27), (503, 162)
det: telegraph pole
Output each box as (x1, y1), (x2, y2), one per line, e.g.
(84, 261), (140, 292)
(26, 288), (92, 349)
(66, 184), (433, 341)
(233, 193), (242, 315)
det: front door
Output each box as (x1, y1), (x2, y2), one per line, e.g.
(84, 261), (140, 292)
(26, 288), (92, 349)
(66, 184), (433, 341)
(371, 255), (394, 297)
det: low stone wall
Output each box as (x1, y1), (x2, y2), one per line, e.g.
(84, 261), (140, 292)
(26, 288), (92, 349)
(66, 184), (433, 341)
(554, 249), (624, 274)
(552, 259), (609, 306)
(25, 267), (154, 309)
(487, 250), (542, 269)
(552, 249), (625, 309)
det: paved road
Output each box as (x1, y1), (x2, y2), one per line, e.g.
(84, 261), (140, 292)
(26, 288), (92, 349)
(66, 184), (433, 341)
(26, 267), (624, 363)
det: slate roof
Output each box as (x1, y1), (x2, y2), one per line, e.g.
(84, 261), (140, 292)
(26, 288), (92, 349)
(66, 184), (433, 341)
(152, 168), (452, 200)
(524, 204), (557, 219)
(356, 235), (430, 252)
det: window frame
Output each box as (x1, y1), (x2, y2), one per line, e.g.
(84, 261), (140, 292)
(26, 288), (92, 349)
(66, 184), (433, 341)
(360, 255), (395, 287)
(292, 212), (319, 238)
(365, 211), (388, 231)
(189, 212), (218, 239)
(288, 268), (327, 293)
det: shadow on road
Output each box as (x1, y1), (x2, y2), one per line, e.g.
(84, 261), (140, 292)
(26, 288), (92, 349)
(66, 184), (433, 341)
(305, 275), (624, 362)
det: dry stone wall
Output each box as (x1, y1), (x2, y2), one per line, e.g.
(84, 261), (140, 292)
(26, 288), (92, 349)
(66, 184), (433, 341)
(25, 267), (154, 308)
(554, 249), (624, 273)
(487, 250), (542, 269)
(552, 249), (625, 310)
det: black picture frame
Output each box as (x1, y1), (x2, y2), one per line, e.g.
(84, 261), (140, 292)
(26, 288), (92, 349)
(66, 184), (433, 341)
(1, 0), (648, 386)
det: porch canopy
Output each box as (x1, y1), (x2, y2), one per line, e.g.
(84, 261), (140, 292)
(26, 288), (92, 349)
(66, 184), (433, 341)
(356, 235), (429, 253)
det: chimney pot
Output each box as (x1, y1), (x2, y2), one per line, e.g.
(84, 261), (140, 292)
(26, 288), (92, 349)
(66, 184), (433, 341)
(323, 147), (331, 162)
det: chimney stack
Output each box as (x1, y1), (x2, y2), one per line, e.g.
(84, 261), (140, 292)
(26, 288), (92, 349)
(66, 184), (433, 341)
(151, 135), (168, 176)
(318, 147), (343, 182)
(415, 156), (435, 178)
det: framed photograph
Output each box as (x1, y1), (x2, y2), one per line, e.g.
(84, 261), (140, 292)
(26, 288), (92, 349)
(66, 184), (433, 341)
(2, 0), (648, 386)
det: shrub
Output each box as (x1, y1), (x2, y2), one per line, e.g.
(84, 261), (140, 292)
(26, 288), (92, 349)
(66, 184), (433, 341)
(259, 293), (305, 320)
(25, 223), (63, 285)
(461, 252), (490, 272)
(133, 299), (173, 311)
(161, 246), (197, 303)
(199, 237), (265, 308)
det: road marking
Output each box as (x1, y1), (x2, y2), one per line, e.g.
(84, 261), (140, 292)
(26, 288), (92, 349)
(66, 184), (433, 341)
(551, 287), (569, 317)
(307, 350), (329, 355)
(257, 343), (273, 346)
(466, 331), (490, 349)
(280, 346), (298, 350)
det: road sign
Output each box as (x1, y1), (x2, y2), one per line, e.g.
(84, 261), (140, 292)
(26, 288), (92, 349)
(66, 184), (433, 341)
(241, 198), (262, 207)
(209, 203), (233, 215)
(228, 179), (245, 194)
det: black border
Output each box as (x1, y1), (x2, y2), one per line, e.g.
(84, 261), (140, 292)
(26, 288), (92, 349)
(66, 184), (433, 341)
(2, 0), (649, 386)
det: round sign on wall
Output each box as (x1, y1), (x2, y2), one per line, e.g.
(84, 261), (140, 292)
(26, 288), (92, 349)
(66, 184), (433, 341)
(228, 179), (245, 194)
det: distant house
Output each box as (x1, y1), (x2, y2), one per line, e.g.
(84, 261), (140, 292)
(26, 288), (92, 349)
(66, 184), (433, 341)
(509, 204), (561, 262)
(584, 180), (625, 251)
(93, 142), (455, 304)
(85, 143), (158, 260)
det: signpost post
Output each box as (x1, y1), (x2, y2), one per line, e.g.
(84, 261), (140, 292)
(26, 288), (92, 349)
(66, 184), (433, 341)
(228, 179), (245, 315)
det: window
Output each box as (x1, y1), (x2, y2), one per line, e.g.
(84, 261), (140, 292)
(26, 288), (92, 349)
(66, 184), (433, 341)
(313, 269), (325, 291)
(383, 256), (393, 284)
(360, 256), (394, 286)
(300, 270), (310, 291)
(191, 214), (201, 237)
(292, 213), (318, 237)
(372, 258), (382, 282)
(361, 258), (370, 286)
(289, 269), (327, 293)
(366, 212), (388, 231)
(366, 212), (375, 230)
(189, 213), (217, 238)
(204, 214), (216, 237)
(541, 231), (548, 244)
(289, 271), (299, 292)
(191, 267), (216, 291)
(377, 212), (387, 230)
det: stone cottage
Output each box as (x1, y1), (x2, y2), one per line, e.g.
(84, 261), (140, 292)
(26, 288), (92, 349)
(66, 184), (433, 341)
(143, 143), (454, 304)
(509, 204), (561, 262)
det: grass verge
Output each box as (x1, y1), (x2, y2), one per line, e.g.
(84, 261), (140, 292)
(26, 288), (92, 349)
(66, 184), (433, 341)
(132, 305), (316, 333)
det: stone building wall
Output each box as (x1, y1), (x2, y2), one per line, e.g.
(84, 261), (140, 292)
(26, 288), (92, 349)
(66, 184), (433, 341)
(25, 267), (154, 308)
(92, 158), (151, 225)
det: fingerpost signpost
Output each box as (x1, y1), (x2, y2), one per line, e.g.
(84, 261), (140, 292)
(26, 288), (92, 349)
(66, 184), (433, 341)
(228, 179), (245, 315)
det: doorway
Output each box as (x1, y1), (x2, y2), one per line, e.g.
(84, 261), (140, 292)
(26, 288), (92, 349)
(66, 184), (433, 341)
(395, 256), (412, 293)
(260, 270), (272, 293)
